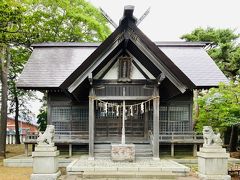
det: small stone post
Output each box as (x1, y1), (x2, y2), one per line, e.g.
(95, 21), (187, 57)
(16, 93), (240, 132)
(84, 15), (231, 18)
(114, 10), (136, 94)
(31, 125), (60, 180)
(197, 126), (230, 180)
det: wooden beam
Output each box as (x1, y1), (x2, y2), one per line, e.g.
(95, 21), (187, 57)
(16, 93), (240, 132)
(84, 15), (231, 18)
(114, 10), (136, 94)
(95, 50), (122, 79)
(89, 88), (95, 159)
(93, 79), (156, 85)
(95, 96), (152, 100)
(132, 37), (188, 93)
(132, 60), (150, 79)
(68, 39), (123, 93)
(153, 86), (160, 160)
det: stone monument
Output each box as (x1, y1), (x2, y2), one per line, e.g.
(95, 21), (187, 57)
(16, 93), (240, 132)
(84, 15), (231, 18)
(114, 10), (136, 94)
(111, 144), (135, 162)
(197, 126), (230, 180)
(31, 125), (61, 180)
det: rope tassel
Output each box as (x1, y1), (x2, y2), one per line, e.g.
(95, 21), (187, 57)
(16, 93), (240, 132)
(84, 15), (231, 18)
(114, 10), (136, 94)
(104, 102), (108, 114)
(116, 105), (119, 117)
(130, 106), (133, 116)
(141, 102), (144, 114)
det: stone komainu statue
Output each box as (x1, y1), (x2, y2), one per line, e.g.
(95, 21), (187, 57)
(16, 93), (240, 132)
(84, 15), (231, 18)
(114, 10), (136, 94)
(37, 125), (55, 146)
(202, 126), (223, 146)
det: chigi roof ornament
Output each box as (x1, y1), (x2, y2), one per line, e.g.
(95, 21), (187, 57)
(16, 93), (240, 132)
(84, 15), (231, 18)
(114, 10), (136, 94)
(100, 5), (150, 29)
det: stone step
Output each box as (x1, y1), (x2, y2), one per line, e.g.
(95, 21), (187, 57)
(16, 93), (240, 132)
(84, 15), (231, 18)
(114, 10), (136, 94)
(94, 149), (152, 152)
(94, 144), (151, 149)
(95, 152), (153, 157)
(61, 174), (177, 180)
(94, 153), (110, 157)
(82, 171), (177, 179)
(66, 158), (190, 178)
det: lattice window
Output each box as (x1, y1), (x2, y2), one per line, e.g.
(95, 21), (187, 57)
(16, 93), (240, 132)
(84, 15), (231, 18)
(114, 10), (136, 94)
(148, 105), (191, 133)
(71, 107), (88, 131)
(51, 106), (88, 132)
(52, 107), (71, 122)
(169, 106), (189, 122)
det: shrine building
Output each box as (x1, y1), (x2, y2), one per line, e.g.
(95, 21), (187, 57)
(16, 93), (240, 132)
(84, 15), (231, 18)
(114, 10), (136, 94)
(17, 6), (228, 159)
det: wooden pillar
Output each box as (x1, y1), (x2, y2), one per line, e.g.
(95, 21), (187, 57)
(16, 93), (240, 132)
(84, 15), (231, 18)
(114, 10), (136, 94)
(193, 144), (197, 157)
(32, 144), (35, 152)
(69, 144), (72, 157)
(25, 144), (29, 156)
(89, 88), (95, 159)
(171, 143), (174, 157)
(144, 109), (149, 139)
(153, 86), (160, 160)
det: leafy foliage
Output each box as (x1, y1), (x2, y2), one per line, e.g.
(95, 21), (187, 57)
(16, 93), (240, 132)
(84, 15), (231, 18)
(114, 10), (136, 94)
(181, 27), (240, 78)
(0, 0), (26, 44)
(196, 81), (240, 132)
(37, 108), (47, 131)
(23, 0), (111, 44)
(0, 0), (111, 152)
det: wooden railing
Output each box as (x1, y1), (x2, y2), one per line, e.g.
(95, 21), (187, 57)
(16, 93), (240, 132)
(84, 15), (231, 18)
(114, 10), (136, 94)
(24, 130), (203, 144)
(159, 131), (203, 143)
(24, 131), (89, 143)
(6, 134), (27, 144)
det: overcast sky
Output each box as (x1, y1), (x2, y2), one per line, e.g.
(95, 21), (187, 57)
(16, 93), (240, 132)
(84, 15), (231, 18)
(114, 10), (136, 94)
(88, 0), (240, 41)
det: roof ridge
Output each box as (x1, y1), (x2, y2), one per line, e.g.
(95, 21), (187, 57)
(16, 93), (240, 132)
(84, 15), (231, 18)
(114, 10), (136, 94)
(32, 41), (208, 48)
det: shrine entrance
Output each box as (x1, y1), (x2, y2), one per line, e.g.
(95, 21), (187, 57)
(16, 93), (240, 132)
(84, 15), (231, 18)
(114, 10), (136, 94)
(94, 100), (149, 143)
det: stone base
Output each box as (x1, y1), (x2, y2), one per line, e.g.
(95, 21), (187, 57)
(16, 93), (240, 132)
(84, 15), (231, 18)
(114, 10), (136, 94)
(35, 145), (57, 152)
(111, 144), (135, 162)
(197, 147), (230, 177)
(31, 170), (61, 180)
(32, 145), (60, 174)
(198, 173), (231, 180)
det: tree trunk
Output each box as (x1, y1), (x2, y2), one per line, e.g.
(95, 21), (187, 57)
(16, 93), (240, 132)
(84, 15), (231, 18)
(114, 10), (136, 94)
(0, 46), (9, 158)
(192, 89), (199, 130)
(229, 125), (238, 152)
(14, 95), (21, 144)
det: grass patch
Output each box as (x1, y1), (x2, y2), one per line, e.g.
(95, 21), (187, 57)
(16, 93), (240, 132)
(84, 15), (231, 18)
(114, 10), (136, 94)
(0, 144), (32, 180)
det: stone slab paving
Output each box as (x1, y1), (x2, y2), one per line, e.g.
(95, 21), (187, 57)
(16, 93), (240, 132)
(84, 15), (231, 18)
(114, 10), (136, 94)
(66, 156), (190, 179)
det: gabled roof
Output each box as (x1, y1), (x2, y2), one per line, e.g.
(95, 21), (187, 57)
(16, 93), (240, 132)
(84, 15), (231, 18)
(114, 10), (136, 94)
(17, 42), (228, 89)
(17, 6), (228, 92)
(59, 6), (197, 94)
(17, 46), (96, 89)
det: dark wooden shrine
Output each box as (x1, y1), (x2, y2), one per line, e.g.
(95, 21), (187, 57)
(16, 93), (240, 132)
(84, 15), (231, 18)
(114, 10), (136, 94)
(17, 6), (228, 159)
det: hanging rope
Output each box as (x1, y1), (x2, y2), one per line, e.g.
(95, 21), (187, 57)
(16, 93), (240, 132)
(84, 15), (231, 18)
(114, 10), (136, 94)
(89, 95), (159, 117)
(89, 96), (159, 108)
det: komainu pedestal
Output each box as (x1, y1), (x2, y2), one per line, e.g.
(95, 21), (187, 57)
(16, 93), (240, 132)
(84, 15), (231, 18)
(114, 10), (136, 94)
(31, 125), (60, 180)
(197, 126), (230, 180)
(111, 144), (135, 162)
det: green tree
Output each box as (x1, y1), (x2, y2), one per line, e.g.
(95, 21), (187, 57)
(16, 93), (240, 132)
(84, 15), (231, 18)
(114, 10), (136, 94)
(8, 47), (33, 144)
(23, 0), (111, 44)
(0, 0), (111, 157)
(0, 0), (25, 157)
(37, 108), (47, 132)
(181, 27), (240, 79)
(196, 81), (240, 151)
